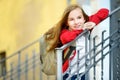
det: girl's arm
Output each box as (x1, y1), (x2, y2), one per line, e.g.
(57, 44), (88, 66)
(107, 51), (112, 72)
(89, 8), (109, 25)
(83, 8), (109, 30)
(60, 29), (83, 44)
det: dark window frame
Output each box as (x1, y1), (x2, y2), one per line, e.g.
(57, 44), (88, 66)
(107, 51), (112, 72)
(0, 51), (6, 77)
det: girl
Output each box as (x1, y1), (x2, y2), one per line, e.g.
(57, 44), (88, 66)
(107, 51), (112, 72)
(44, 4), (109, 80)
(60, 4), (109, 80)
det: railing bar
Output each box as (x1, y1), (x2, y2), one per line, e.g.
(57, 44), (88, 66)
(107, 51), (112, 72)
(25, 54), (28, 80)
(86, 43), (109, 65)
(17, 52), (21, 80)
(77, 32), (120, 65)
(101, 31), (106, 80)
(66, 59), (85, 79)
(3, 54), (40, 79)
(87, 42), (119, 72)
(85, 30), (90, 80)
(93, 36), (97, 80)
(19, 60), (40, 79)
(84, 43), (119, 75)
(67, 42), (119, 80)
(11, 61), (40, 80)
(85, 41), (120, 68)
(77, 50), (80, 80)
(108, 6), (120, 17)
(3, 53), (40, 75)
(2, 66), (6, 80)
(0, 39), (40, 63)
(66, 37), (120, 70)
(32, 51), (36, 80)
(70, 40), (105, 68)
(66, 43), (105, 78)
(56, 49), (63, 80)
(10, 63), (13, 80)
(67, 43), (107, 69)
(111, 34), (120, 41)
(68, 54), (72, 75)
(89, 28), (118, 50)
(4, 57), (40, 79)
(91, 30), (118, 50)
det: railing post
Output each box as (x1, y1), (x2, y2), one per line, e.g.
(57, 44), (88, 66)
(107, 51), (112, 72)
(101, 30), (106, 80)
(56, 48), (63, 80)
(32, 51), (36, 80)
(25, 54), (28, 80)
(17, 52), (21, 80)
(93, 36), (97, 80)
(3, 67), (6, 80)
(10, 63), (13, 80)
(85, 31), (90, 80)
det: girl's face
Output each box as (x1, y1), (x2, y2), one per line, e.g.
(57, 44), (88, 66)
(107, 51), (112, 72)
(67, 8), (86, 31)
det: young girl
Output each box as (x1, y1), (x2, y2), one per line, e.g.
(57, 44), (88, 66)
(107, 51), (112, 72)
(43, 4), (109, 80)
(60, 4), (109, 80)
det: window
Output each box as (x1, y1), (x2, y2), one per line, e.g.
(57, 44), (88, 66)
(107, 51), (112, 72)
(0, 51), (6, 76)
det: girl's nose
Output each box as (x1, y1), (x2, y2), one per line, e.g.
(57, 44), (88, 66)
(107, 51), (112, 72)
(74, 19), (79, 24)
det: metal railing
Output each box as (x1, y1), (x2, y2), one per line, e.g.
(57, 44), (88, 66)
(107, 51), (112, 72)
(56, 29), (120, 80)
(0, 6), (120, 80)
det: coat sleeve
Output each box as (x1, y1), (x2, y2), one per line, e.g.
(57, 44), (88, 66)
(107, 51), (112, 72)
(60, 29), (83, 44)
(89, 8), (109, 25)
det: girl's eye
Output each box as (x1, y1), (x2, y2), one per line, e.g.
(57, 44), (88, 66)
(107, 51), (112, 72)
(78, 16), (81, 19)
(68, 18), (74, 21)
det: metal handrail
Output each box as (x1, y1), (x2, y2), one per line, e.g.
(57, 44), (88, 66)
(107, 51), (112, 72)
(0, 37), (41, 63)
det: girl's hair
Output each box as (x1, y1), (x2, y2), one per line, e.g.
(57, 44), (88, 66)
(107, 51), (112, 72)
(45, 4), (89, 51)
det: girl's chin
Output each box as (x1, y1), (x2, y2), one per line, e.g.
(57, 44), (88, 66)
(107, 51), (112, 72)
(74, 28), (83, 30)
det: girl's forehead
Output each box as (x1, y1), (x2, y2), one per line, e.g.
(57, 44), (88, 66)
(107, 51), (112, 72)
(70, 8), (82, 13)
(68, 8), (83, 16)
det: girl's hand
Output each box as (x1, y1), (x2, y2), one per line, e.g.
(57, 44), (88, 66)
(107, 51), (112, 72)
(83, 22), (96, 30)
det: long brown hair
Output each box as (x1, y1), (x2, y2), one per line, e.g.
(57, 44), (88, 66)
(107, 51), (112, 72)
(45, 4), (89, 52)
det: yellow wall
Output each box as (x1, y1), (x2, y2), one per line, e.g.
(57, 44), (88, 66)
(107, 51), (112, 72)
(0, 1), (67, 77)
(0, 0), (80, 79)
(0, 0), (67, 56)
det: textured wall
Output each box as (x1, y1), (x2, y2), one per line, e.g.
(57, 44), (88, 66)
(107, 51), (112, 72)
(0, 0), (66, 55)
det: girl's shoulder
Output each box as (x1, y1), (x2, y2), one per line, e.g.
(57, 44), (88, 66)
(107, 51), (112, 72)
(61, 29), (69, 34)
